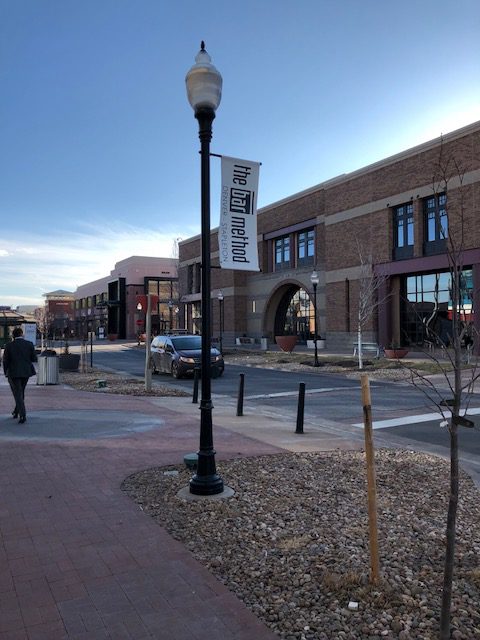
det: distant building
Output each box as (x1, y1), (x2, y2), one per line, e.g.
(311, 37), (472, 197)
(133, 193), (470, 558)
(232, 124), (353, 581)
(179, 120), (480, 352)
(16, 305), (38, 316)
(74, 256), (178, 340)
(43, 290), (75, 338)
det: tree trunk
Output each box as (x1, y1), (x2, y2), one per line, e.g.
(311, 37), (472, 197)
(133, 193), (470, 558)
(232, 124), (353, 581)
(357, 322), (363, 370)
(440, 269), (462, 639)
(440, 423), (458, 639)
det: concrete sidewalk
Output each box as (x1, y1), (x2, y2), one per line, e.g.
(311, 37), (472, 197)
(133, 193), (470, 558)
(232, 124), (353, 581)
(0, 374), (364, 640)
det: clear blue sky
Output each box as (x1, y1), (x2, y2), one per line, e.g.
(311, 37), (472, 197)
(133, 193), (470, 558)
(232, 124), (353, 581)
(1, 0), (479, 306)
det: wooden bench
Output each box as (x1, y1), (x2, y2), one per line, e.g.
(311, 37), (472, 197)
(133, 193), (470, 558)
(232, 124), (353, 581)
(352, 342), (382, 358)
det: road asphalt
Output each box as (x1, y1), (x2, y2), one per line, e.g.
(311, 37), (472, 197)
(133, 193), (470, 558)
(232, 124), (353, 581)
(0, 351), (478, 639)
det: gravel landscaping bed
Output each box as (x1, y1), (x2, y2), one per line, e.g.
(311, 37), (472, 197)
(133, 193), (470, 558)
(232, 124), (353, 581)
(224, 353), (421, 382)
(60, 370), (189, 396)
(123, 450), (480, 639)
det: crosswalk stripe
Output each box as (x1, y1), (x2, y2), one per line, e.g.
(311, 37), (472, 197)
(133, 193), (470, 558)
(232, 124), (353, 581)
(245, 387), (351, 399)
(352, 406), (480, 430)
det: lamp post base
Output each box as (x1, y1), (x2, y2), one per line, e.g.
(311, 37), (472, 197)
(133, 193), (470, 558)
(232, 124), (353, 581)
(190, 472), (224, 495)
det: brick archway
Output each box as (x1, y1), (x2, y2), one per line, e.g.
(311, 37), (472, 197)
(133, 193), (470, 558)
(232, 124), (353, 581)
(263, 280), (313, 343)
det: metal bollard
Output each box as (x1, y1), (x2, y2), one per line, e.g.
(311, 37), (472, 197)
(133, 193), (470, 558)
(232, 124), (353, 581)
(237, 373), (245, 416)
(295, 382), (306, 434)
(192, 367), (199, 404)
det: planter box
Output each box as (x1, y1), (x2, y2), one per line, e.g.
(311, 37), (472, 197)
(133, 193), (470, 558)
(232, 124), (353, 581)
(384, 348), (409, 359)
(59, 353), (81, 371)
(275, 335), (297, 352)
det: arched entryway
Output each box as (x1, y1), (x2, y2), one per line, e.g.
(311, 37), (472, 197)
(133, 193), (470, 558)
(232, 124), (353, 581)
(265, 282), (316, 344)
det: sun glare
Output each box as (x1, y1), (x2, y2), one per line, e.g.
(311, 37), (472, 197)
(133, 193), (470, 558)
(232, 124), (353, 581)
(418, 105), (480, 143)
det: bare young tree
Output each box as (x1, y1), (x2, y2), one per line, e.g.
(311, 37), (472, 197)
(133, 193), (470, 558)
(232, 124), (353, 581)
(356, 240), (389, 369)
(171, 236), (182, 260)
(400, 140), (479, 639)
(34, 306), (53, 351)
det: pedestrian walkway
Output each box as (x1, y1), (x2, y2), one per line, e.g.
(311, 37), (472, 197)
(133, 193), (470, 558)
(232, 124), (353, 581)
(0, 381), (288, 640)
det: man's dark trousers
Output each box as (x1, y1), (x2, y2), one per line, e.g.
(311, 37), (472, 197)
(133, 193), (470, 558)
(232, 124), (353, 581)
(9, 376), (29, 419)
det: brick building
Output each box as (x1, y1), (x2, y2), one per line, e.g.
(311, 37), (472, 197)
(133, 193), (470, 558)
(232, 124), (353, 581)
(178, 121), (480, 351)
(74, 256), (178, 340)
(43, 290), (76, 337)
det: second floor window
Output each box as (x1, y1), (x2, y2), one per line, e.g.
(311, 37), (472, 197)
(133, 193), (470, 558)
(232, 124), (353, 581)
(425, 193), (448, 242)
(393, 203), (414, 259)
(187, 265), (194, 294)
(395, 204), (414, 247)
(275, 236), (290, 270)
(297, 229), (315, 266)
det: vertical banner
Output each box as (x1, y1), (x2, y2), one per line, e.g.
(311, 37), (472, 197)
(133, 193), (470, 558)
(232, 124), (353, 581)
(22, 323), (37, 345)
(219, 156), (260, 271)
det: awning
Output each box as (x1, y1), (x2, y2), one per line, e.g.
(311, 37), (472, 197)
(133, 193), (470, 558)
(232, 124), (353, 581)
(0, 310), (26, 326)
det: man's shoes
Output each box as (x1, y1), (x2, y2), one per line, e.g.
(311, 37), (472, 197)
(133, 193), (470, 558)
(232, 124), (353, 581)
(18, 417), (26, 424)
(12, 411), (18, 419)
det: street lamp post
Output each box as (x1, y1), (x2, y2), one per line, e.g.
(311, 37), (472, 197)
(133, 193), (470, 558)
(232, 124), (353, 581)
(186, 42), (224, 495)
(168, 299), (174, 332)
(217, 290), (224, 355)
(310, 270), (320, 367)
(136, 302), (143, 336)
(137, 299), (152, 391)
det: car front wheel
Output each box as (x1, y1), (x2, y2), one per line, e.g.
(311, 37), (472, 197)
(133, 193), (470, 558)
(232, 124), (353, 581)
(171, 362), (181, 379)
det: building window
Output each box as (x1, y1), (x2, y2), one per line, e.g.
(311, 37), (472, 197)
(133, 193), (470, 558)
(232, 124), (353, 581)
(274, 235), (290, 270)
(393, 203), (414, 260)
(194, 263), (201, 293)
(424, 193), (447, 255)
(297, 228), (315, 266)
(187, 265), (194, 294)
(274, 286), (315, 343)
(402, 268), (473, 347)
(158, 281), (173, 300)
(191, 302), (201, 334)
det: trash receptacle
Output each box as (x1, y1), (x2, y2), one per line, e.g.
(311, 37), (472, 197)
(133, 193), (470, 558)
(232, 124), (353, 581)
(36, 352), (59, 385)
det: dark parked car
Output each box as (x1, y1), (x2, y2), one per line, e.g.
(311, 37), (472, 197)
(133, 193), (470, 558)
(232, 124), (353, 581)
(150, 334), (224, 379)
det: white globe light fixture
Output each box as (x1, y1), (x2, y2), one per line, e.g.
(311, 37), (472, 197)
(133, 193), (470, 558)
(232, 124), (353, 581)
(186, 42), (222, 113)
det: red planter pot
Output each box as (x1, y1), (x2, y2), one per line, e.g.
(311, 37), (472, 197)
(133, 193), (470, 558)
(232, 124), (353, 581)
(275, 335), (298, 353)
(384, 348), (409, 359)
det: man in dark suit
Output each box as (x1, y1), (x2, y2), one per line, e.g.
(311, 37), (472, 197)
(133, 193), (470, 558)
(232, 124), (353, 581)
(2, 327), (37, 424)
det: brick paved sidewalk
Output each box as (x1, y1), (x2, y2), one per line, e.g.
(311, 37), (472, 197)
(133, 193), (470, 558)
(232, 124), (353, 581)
(0, 382), (280, 640)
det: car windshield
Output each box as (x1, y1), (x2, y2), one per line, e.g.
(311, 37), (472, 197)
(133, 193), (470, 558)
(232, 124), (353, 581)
(171, 336), (202, 350)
